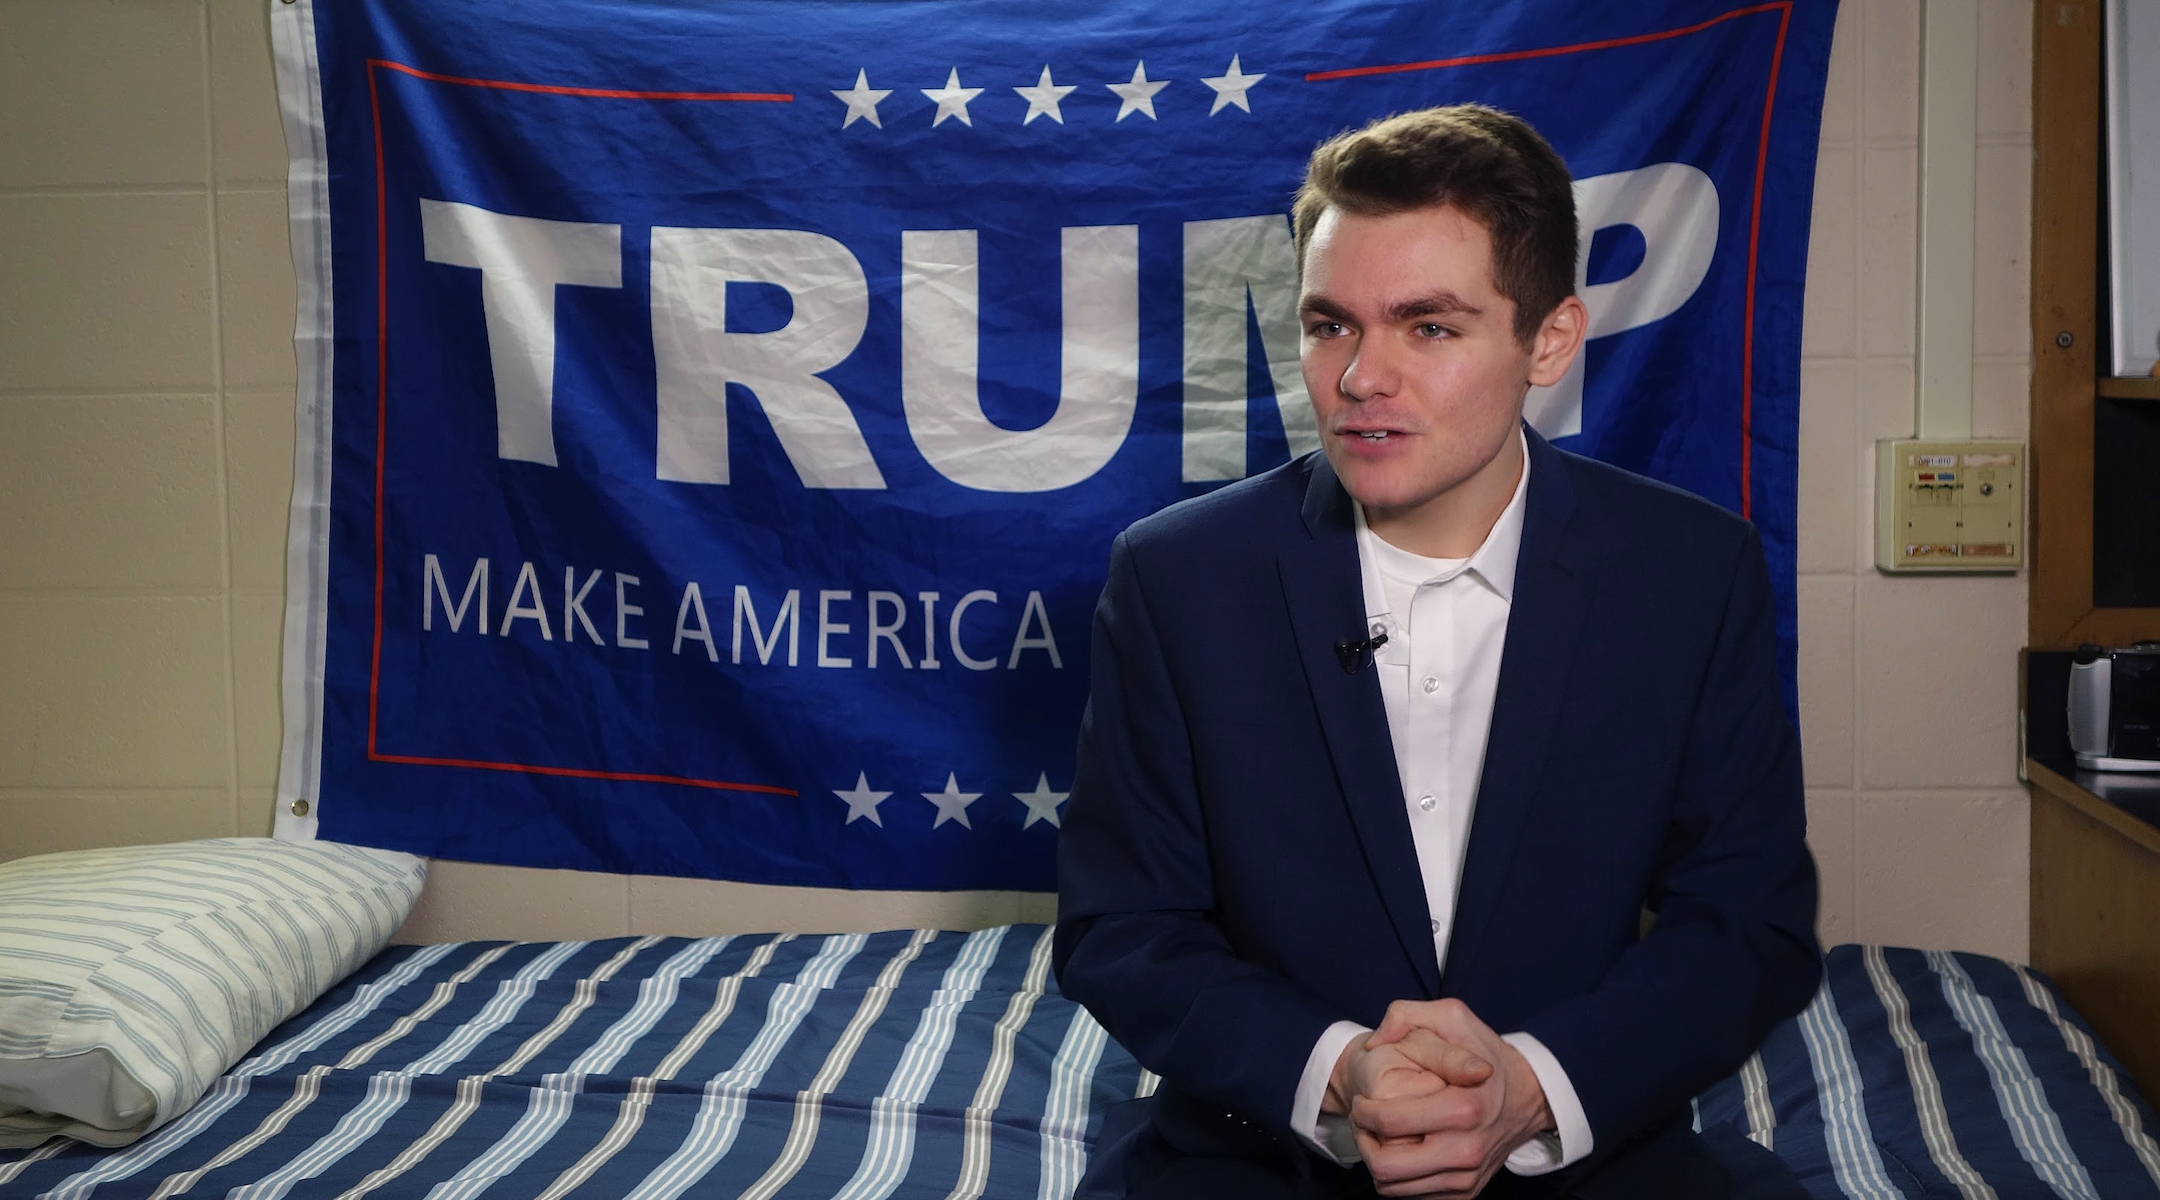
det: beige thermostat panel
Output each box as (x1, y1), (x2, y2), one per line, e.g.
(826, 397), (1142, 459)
(1874, 439), (2024, 572)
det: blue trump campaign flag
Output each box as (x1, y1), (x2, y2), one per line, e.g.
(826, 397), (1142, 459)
(268, 0), (1837, 890)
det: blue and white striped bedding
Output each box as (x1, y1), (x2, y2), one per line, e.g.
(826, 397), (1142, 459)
(1695, 945), (2160, 1198)
(1, 933), (2153, 1199)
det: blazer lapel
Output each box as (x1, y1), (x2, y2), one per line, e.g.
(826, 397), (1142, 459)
(1278, 455), (1443, 996)
(1442, 429), (1595, 987)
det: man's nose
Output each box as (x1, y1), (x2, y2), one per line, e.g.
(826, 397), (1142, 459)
(1339, 337), (1400, 403)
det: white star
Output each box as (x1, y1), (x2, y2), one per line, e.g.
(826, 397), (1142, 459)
(1014, 65), (1078, 125)
(1014, 773), (1070, 829)
(1105, 61), (1170, 122)
(923, 772), (982, 829)
(922, 68), (985, 128)
(831, 69), (893, 129)
(835, 772), (892, 826)
(1200, 55), (1264, 116)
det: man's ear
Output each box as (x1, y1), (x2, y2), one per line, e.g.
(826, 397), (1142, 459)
(1525, 295), (1588, 388)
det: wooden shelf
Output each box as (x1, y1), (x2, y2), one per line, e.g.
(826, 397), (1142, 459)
(2027, 759), (2160, 1097)
(2097, 377), (2160, 400)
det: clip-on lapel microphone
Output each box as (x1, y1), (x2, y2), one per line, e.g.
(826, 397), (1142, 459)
(1333, 631), (1388, 675)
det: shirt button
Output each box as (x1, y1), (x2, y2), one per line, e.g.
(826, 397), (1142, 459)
(1430, 920), (1441, 934)
(1418, 794), (1436, 811)
(1422, 676), (1440, 694)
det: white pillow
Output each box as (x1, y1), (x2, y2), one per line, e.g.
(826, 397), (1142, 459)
(0, 837), (426, 1147)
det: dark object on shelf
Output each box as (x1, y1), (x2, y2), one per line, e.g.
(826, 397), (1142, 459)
(2069, 642), (2160, 770)
(2094, 396), (2160, 608)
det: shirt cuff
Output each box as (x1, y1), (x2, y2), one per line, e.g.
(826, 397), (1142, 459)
(1293, 1020), (1371, 1163)
(1500, 1031), (1594, 1175)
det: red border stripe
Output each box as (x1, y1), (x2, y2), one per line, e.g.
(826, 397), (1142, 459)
(1738, 3), (1794, 520)
(371, 753), (798, 795)
(370, 58), (791, 102)
(367, 63), (389, 758)
(359, 5), (1794, 792)
(364, 60), (797, 798)
(1304, 2), (1788, 80)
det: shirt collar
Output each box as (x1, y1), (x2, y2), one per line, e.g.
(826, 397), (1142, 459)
(1354, 427), (1531, 604)
(1471, 430), (1530, 602)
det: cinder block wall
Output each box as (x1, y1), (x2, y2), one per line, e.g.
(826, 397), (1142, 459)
(1795, 0), (2033, 960)
(0, 0), (2034, 959)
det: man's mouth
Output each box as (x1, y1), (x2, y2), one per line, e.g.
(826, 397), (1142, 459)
(1345, 429), (1398, 441)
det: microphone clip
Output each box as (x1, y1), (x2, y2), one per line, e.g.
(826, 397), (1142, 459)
(1333, 631), (1388, 675)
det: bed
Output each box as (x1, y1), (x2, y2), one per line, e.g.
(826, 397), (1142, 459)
(4, 925), (2157, 1200)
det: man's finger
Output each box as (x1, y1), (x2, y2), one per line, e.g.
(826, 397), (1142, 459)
(1366, 1062), (1448, 1102)
(1373, 1174), (1479, 1200)
(1389, 1029), (1493, 1087)
(1364, 1156), (1489, 1197)
(1373, 997), (1480, 1044)
(1350, 1088), (1483, 1140)
(1355, 1128), (1492, 1194)
(1371, 1166), (1486, 1199)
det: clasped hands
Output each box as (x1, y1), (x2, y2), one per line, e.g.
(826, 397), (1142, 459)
(1322, 999), (1557, 1199)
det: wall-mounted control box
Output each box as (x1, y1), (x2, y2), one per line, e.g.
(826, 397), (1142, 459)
(1874, 439), (2025, 572)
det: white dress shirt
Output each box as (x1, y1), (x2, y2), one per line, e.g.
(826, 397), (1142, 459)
(1289, 436), (1593, 1174)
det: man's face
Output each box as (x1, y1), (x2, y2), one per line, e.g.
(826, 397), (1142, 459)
(1297, 204), (1577, 524)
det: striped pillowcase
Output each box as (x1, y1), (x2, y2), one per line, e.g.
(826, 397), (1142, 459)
(0, 837), (426, 1148)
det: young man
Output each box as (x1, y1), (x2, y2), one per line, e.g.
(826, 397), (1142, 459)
(1055, 106), (1820, 1199)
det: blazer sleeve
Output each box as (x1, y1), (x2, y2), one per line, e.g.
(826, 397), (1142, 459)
(1517, 525), (1822, 1147)
(1053, 530), (1346, 1138)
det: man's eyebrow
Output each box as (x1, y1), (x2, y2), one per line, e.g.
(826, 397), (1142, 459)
(1297, 295), (1353, 322)
(1294, 292), (1486, 324)
(1387, 291), (1482, 322)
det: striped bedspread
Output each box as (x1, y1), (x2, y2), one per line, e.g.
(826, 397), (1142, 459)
(1696, 945), (2160, 1198)
(0, 932), (2154, 1199)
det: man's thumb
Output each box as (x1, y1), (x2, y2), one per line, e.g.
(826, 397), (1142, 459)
(1444, 1048), (1495, 1085)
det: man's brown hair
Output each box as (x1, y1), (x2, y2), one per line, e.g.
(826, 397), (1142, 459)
(1292, 104), (1578, 345)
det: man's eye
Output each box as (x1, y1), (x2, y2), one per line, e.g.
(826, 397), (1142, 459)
(1308, 321), (1345, 338)
(1415, 323), (1450, 339)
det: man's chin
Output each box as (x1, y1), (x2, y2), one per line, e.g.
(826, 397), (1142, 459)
(1334, 465), (1442, 516)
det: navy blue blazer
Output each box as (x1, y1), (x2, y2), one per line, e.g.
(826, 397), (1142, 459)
(1054, 428), (1820, 1165)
